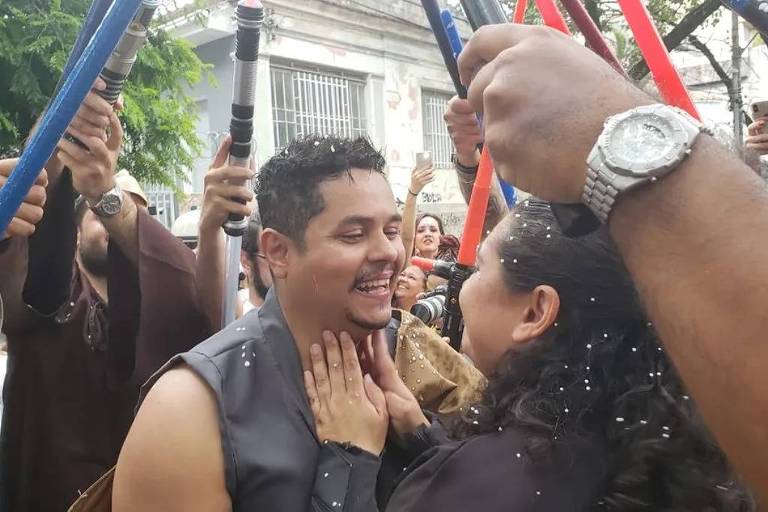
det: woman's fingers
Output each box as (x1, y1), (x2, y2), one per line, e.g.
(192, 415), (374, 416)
(364, 374), (387, 417)
(310, 343), (332, 403)
(304, 371), (321, 417)
(339, 332), (364, 394)
(323, 331), (347, 393)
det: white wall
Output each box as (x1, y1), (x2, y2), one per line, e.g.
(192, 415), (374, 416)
(171, 0), (470, 219)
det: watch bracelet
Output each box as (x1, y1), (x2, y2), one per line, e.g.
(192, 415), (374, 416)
(581, 165), (616, 223)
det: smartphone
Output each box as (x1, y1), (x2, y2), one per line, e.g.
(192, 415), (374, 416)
(751, 100), (768, 132)
(415, 151), (433, 170)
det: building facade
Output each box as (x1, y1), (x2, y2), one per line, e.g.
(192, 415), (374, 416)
(166, 0), (473, 234)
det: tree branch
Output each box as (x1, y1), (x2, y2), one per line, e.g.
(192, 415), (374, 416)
(687, 34), (734, 96)
(628, 0), (721, 81)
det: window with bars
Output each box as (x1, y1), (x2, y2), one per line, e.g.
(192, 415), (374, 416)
(422, 90), (454, 169)
(143, 183), (178, 229)
(271, 64), (367, 149)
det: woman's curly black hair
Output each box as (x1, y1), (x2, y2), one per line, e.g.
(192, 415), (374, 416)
(454, 199), (754, 511)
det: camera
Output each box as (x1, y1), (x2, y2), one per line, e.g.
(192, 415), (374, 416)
(410, 293), (446, 326)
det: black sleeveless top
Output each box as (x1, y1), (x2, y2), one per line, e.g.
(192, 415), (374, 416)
(140, 290), (381, 511)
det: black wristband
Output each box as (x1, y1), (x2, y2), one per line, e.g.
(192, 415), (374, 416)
(453, 154), (479, 175)
(408, 189), (418, 197)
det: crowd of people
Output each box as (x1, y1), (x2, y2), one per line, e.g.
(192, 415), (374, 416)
(0, 22), (767, 512)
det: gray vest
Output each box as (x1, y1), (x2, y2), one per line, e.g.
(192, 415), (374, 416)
(141, 290), (321, 510)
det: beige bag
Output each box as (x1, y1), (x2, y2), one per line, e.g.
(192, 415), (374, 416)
(394, 310), (486, 415)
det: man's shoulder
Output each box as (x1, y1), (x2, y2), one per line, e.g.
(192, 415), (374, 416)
(114, 364), (230, 512)
(187, 313), (264, 360)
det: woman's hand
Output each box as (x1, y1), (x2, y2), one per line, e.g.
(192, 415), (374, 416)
(409, 164), (435, 197)
(304, 331), (389, 455)
(365, 331), (429, 437)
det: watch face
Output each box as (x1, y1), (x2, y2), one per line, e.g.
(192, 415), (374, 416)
(100, 193), (122, 216)
(608, 114), (675, 171)
(601, 110), (692, 177)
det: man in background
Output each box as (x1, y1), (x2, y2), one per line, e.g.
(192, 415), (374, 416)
(238, 214), (273, 316)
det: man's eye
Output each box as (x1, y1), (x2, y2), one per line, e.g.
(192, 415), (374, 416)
(340, 232), (364, 242)
(385, 228), (401, 239)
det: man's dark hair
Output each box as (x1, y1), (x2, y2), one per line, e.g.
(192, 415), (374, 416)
(242, 215), (262, 256)
(255, 135), (386, 249)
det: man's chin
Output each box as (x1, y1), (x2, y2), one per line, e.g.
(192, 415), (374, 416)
(346, 309), (393, 333)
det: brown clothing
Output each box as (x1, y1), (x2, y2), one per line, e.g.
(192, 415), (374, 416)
(0, 174), (210, 512)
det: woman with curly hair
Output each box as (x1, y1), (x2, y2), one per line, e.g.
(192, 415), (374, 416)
(380, 199), (755, 511)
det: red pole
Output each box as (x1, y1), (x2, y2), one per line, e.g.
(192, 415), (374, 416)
(457, 148), (493, 266)
(559, 0), (626, 76)
(513, 0), (528, 23)
(533, 0), (572, 34)
(617, 0), (700, 119)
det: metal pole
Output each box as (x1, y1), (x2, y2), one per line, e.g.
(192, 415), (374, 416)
(732, 10), (744, 143)
(222, 0), (264, 327)
(0, 0), (143, 234)
(65, 0), (159, 147)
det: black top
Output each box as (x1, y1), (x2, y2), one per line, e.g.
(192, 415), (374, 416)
(140, 290), (383, 511)
(386, 428), (610, 512)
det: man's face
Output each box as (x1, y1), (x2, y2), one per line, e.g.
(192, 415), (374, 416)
(284, 169), (405, 339)
(78, 209), (109, 276)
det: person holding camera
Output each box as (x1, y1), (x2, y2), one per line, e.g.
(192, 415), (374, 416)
(746, 117), (768, 158)
(392, 264), (427, 313)
(401, 161), (435, 259)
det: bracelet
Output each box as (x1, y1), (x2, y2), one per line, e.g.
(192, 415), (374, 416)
(454, 160), (479, 175)
(452, 153), (479, 175)
(408, 189), (418, 197)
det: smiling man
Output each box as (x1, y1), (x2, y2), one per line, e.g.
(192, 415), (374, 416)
(112, 136), (406, 511)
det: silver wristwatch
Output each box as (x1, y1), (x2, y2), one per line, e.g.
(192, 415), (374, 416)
(86, 183), (124, 218)
(582, 104), (711, 222)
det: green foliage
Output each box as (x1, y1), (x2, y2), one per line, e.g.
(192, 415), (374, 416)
(0, 0), (211, 187)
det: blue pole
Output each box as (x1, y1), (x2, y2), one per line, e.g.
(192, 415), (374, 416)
(720, 0), (768, 42)
(440, 9), (517, 208)
(420, 0), (467, 97)
(59, 0), (117, 89)
(0, 0), (142, 234)
(441, 9), (464, 60)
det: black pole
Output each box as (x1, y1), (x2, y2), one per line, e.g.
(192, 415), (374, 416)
(459, 0), (507, 29)
(421, 0), (468, 98)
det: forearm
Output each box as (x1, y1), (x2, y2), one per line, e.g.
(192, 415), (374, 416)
(401, 193), (418, 258)
(101, 192), (140, 267)
(22, 164), (77, 315)
(455, 163), (509, 237)
(610, 135), (768, 499)
(195, 225), (226, 331)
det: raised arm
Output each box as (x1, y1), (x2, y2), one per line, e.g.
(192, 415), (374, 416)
(444, 96), (508, 235)
(195, 136), (254, 331)
(56, 96), (143, 268)
(401, 164), (434, 259)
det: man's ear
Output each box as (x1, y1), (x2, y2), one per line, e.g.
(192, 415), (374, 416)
(510, 285), (560, 344)
(261, 228), (292, 280)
